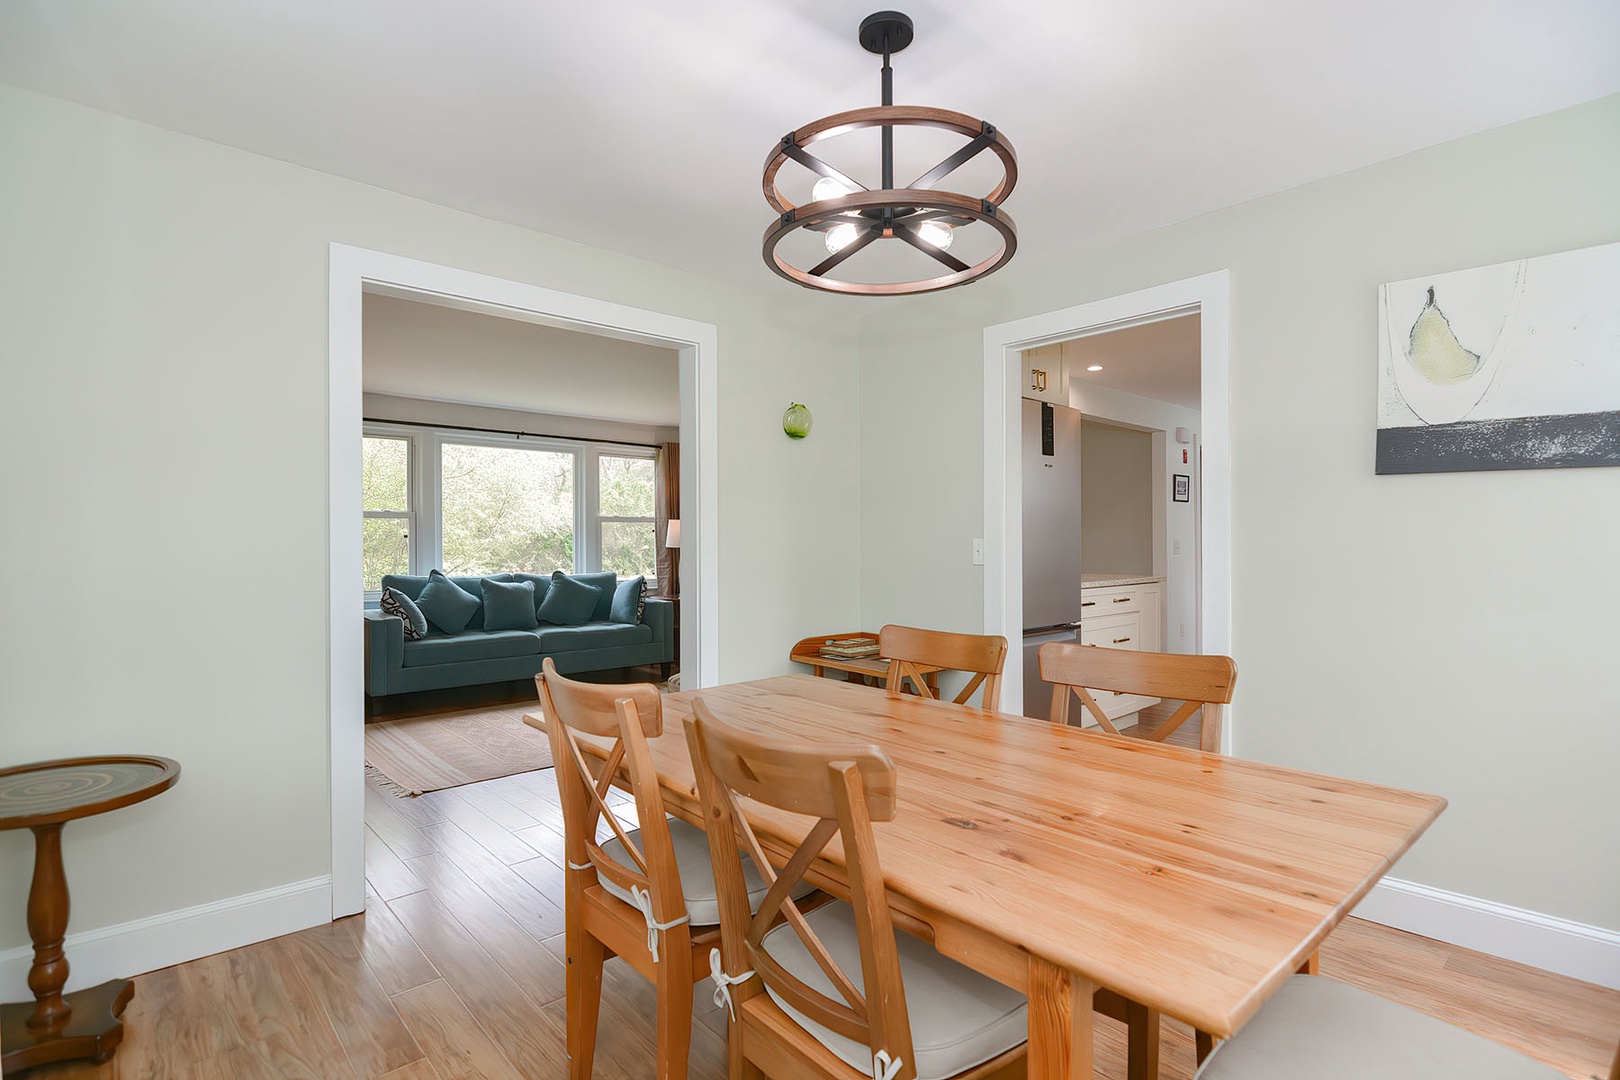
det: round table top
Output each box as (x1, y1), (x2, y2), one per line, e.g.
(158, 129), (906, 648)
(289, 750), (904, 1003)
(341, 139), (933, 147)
(0, 756), (180, 830)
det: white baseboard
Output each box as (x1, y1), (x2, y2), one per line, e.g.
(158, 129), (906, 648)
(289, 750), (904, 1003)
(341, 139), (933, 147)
(0, 876), (332, 999)
(1354, 876), (1620, 990)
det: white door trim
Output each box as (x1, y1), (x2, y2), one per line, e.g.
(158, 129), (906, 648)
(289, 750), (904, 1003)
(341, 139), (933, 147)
(981, 271), (1232, 744)
(328, 244), (720, 918)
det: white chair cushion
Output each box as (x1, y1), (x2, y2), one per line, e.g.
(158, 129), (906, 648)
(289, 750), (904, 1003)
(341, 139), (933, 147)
(1197, 975), (1566, 1079)
(596, 815), (801, 926)
(760, 901), (1027, 1080)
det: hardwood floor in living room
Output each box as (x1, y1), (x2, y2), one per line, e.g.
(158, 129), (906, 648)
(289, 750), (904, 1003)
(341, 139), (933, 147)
(40, 713), (1620, 1079)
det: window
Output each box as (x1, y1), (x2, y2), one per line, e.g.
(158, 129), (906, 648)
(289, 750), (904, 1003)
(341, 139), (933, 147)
(597, 454), (657, 581)
(361, 423), (664, 594)
(440, 441), (575, 577)
(361, 435), (413, 593)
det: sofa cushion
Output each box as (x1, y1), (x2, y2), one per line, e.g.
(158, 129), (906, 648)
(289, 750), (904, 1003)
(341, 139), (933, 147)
(610, 575), (645, 625)
(510, 572), (555, 614)
(535, 622), (654, 653)
(482, 578), (538, 631)
(401, 630), (542, 667)
(379, 587), (427, 640)
(573, 571), (619, 622)
(537, 570), (601, 626)
(415, 570), (483, 633)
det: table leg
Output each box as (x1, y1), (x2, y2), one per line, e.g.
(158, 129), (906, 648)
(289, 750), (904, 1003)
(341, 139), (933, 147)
(1, 822), (135, 1073)
(1027, 956), (1095, 1080)
(26, 823), (71, 1033)
(1124, 999), (1161, 1080)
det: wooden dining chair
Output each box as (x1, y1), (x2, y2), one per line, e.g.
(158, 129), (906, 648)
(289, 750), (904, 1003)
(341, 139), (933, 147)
(1195, 974), (1613, 1079)
(684, 696), (1029, 1080)
(1039, 643), (1237, 754)
(878, 624), (1009, 711)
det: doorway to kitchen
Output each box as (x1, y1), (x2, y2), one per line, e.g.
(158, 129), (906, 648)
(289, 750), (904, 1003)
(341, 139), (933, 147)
(1014, 317), (1204, 729)
(981, 271), (1232, 744)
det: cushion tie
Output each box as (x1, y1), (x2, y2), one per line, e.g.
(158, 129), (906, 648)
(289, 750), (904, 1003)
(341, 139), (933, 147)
(567, 860), (594, 872)
(630, 884), (689, 962)
(873, 1049), (904, 1080)
(708, 947), (756, 1020)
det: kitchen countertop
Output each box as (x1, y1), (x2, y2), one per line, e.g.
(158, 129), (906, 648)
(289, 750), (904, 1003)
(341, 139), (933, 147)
(1081, 573), (1165, 588)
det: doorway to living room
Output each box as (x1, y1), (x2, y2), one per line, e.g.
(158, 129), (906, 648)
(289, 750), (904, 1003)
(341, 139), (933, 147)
(328, 245), (719, 919)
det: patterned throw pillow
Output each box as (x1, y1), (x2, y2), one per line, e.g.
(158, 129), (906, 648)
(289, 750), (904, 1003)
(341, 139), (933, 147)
(380, 587), (427, 640)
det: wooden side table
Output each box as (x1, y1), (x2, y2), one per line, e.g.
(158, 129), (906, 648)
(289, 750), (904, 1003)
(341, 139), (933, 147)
(788, 633), (941, 692)
(0, 755), (180, 1075)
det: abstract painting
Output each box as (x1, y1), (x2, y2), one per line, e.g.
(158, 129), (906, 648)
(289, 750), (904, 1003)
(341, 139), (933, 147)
(1376, 242), (1620, 474)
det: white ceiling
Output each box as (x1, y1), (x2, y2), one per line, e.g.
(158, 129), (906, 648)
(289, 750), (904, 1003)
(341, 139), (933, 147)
(1064, 314), (1202, 410)
(3, 2), (1617, 294)
(363, 294), (679, 425)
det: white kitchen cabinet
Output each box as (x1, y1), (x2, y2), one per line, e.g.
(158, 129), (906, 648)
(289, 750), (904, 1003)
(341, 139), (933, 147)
(1022, 343), (1067, 404)
(1075, 579), (1164, 728)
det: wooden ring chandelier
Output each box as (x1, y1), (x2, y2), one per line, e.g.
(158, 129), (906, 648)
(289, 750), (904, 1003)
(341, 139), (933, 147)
(762, 11), (1018, 296)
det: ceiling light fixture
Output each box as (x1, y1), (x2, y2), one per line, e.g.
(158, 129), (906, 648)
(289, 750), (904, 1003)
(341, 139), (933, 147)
(1087, 365), (1104, 372)
(761, 11), (1018, 296)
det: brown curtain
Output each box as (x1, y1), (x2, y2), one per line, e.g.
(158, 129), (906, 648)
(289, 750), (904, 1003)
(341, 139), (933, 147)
(655, 442), (680, 598)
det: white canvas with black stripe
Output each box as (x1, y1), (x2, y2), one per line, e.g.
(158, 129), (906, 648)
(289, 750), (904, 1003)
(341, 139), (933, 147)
(1376, 241), (1620, 475)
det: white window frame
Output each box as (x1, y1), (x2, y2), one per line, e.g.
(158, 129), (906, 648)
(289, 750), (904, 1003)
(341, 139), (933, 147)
(586, 445), (660, 587)
(363, 421), (659, 586)
(360, 428), (420, 600)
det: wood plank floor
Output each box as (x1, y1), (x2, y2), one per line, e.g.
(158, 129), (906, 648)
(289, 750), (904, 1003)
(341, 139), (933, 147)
(36, 728), (1619, 1079)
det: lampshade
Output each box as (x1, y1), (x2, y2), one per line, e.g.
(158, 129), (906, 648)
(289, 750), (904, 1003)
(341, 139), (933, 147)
(665, 519), (682, 549)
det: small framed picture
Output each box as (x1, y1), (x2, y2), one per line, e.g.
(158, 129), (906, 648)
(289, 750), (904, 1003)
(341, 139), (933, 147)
(1173, 474), (1191, 502)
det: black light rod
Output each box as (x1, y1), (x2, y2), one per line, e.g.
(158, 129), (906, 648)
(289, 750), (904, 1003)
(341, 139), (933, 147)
(881, 33), (894, 190)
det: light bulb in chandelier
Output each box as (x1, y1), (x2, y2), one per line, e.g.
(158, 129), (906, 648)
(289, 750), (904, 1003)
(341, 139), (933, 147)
(812, 176), (855, 203)
(915, 220), (953, 250)
(825, 222), (862, 255)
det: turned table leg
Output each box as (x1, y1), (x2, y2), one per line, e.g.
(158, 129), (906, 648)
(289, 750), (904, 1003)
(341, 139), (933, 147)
(26, 823), (72, 1034)
(1, 821), (135, 1073)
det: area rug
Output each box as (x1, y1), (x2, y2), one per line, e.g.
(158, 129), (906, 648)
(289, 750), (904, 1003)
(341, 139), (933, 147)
(364, 704), (552, 797)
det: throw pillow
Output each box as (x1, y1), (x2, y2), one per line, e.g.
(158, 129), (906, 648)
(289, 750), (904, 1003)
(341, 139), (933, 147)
(416, 569), (482, 633)
(536, 570), (602, 626)
(482, 577), (538, 631)
(610, 575), (645, 625)
(379, 587), (427, 640)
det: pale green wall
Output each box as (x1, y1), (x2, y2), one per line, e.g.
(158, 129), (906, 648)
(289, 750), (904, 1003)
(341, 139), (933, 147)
(0, 87), (864, 954)
(858, 94), (1620, 929)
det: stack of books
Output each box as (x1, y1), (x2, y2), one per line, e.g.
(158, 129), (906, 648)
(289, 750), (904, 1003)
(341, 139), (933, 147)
(819, 637), (880, 660)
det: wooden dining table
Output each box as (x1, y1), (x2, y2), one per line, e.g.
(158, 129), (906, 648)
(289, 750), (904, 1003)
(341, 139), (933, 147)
(531, 674), (1445, 1080)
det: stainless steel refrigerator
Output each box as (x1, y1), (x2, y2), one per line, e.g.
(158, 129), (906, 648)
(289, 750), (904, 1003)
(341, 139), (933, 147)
(1021, 398), (1084, 720)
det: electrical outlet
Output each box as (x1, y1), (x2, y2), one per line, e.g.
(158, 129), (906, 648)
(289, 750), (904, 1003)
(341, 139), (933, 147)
(971, 538), (985, 565)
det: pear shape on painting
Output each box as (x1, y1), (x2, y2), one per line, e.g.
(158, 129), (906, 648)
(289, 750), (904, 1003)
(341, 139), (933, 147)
(1408, 286), (1480, 385)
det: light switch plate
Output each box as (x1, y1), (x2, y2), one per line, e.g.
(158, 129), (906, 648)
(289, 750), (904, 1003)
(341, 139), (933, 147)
(972, 538), (985, 565)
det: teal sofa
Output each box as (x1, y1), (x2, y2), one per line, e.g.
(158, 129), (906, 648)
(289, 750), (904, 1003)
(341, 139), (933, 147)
(363, 572), (674, 698)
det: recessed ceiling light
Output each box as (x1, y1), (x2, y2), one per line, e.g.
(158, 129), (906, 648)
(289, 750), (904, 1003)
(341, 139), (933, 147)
(1086, 364), (1103, 372)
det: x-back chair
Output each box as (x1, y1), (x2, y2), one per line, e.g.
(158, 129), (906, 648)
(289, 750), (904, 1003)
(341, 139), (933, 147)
(878, 625), (1009, 712)
(685, 696), (1030, 1080)
(1039, 643), (1237, 754)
